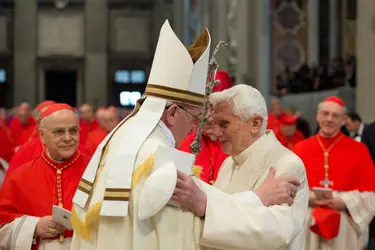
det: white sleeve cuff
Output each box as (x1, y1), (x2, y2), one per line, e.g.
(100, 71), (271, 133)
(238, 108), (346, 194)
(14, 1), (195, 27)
(231, 191), (264, 206)
(11, 216), (40, 250)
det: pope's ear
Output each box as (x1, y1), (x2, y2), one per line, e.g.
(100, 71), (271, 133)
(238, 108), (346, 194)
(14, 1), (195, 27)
(165, 104), (178, 125)
(250, 115), (263, 133)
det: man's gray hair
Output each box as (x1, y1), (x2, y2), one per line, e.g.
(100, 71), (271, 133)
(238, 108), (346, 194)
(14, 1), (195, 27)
(209, 84), (268, 134)
(317, 101), (347, 115)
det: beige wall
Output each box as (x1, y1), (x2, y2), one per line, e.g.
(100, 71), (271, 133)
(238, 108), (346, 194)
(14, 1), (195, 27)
(356, 0), (375, 123)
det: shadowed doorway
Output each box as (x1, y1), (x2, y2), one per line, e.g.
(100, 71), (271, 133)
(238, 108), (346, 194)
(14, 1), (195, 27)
(45, 70), (77, 107)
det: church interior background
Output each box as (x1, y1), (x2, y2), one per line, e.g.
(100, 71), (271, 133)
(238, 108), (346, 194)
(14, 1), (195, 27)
(0, 0), (374, 126)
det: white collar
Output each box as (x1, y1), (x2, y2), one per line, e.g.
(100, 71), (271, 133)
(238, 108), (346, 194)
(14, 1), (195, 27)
(358, 123), (365, 136)
(350, 123), (365, 137)
(232, 130), (275, 165)
(157, 120), (176, 147)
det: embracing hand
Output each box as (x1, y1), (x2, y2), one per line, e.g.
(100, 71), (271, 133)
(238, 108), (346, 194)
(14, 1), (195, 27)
(171, 171), (207, 217)
(34, 216), (65, 239)
(255, 168), (301, 206)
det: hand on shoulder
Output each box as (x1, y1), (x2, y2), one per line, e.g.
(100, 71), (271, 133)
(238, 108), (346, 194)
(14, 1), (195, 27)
(255, 167), (301, 207)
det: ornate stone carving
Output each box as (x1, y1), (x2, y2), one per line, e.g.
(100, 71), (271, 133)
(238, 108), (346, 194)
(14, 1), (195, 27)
(227, 0), (238, 76)
(274, 39), (305, 70)
(53, 0), (69, 9)
(273, 0), (305, 35)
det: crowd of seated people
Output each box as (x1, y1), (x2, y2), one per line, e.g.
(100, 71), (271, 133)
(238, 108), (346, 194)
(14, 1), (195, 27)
(276, 56), (356, 97)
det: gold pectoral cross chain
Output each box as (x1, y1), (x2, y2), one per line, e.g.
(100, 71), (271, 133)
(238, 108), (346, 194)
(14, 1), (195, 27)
(316, 134), (344, 188)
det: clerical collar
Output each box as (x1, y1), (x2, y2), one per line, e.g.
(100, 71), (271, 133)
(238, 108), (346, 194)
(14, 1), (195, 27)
(157, 120), (175, 147)
(42, 150), (80, 170)
(317, 131), (344, 148)
(232, 130), (271, 165)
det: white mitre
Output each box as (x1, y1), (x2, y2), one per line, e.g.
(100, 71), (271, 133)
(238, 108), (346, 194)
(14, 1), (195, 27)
(72, 20), (211, 217)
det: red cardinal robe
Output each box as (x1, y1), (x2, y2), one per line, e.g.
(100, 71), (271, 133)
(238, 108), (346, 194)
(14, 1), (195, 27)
(6, 136), (89, 176)
(9, 117), (36, 146)
(179, 132), (229, 184)
(19, 127), (39, 145)
(0, 150), (90, 249)
(85, 128), (108, 156)
(293, 132), (375, 239)
(267, 112), (288, 131)
(275, 129), (305, 150)
(0, 125), (16, 163)
(79, 120), (99, 145)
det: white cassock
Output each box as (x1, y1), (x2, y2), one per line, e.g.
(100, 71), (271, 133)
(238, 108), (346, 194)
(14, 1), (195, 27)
(70, 120), (203, 250)
(0, 216), (72, 250)
(304, 191), (375, 250)
(198, 130), (310, 250)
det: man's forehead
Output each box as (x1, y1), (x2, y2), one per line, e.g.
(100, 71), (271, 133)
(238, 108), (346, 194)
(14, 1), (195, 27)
(319, 102), (344, 114)
(44, 110), (78, 126)
(213, 101), (233, 118)
(80, 104), (92, 112)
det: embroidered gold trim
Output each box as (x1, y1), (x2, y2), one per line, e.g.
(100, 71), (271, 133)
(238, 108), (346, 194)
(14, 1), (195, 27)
(145, 84), (205, 107)
(70, 154), (155, 241)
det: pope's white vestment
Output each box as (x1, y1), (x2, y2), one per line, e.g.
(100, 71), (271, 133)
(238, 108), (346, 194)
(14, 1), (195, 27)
(198, 130), (310, 250)
(70, 18), (211, 250)
(71, 120), (202, 250)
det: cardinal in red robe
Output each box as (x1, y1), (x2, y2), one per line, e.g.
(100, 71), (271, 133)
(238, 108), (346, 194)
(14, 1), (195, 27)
(267, 99), (288, 131)
(0, 103), (90, 250)
(19, 100), (56, 145)
(85, 107), (120, 156)
(274, 113), (305, 150)
(9, 103), (36, 146)
(292, 96), (375, 249)
(0, 124), (16, 187)
(0, 107), (7, 127)
(79, 104), (99, 145)
(179, 70), (231, 184)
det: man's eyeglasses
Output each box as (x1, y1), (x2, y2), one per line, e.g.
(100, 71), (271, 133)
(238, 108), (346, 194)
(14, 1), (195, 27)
(166, 105), (200, 124)
(46, 126), (80, 137)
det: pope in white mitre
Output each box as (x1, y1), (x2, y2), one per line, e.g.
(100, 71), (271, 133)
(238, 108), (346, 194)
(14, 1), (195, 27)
(70, 20), (212, 250)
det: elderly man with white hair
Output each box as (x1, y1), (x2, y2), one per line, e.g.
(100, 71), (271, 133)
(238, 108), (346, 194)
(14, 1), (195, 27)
(173, 84), (310, 250)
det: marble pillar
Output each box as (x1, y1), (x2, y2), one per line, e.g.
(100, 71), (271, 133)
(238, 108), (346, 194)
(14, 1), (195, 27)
(209, 0), (229, 71)
(172, 0), (184, 42)
(13, 0), (37, 106)
(308, 0), (319, 66)
(329, 0), (339, 59)
(356, 1), (375, 122)
(256, 0), (271, 105)
(85, 0), (108, 107)
(235, 0), (257, 87)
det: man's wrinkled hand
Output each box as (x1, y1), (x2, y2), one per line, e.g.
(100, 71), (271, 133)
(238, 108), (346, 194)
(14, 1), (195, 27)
(34, 216), (65, 239)
(171, 171), (207, 217)
(308, 191), (331, 207)
(328, 196), (346, 211)
(255, 168), (300, 206)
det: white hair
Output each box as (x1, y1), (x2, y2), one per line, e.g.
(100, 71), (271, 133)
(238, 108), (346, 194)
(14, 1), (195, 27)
(317, 101), (347, 114)
(209, 84), (268, 134)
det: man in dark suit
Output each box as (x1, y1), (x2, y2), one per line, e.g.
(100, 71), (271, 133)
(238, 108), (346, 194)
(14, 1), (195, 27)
(364, 122), (375, 250)
(345, 112), (368, 142)
(362, 122), (375, 164)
